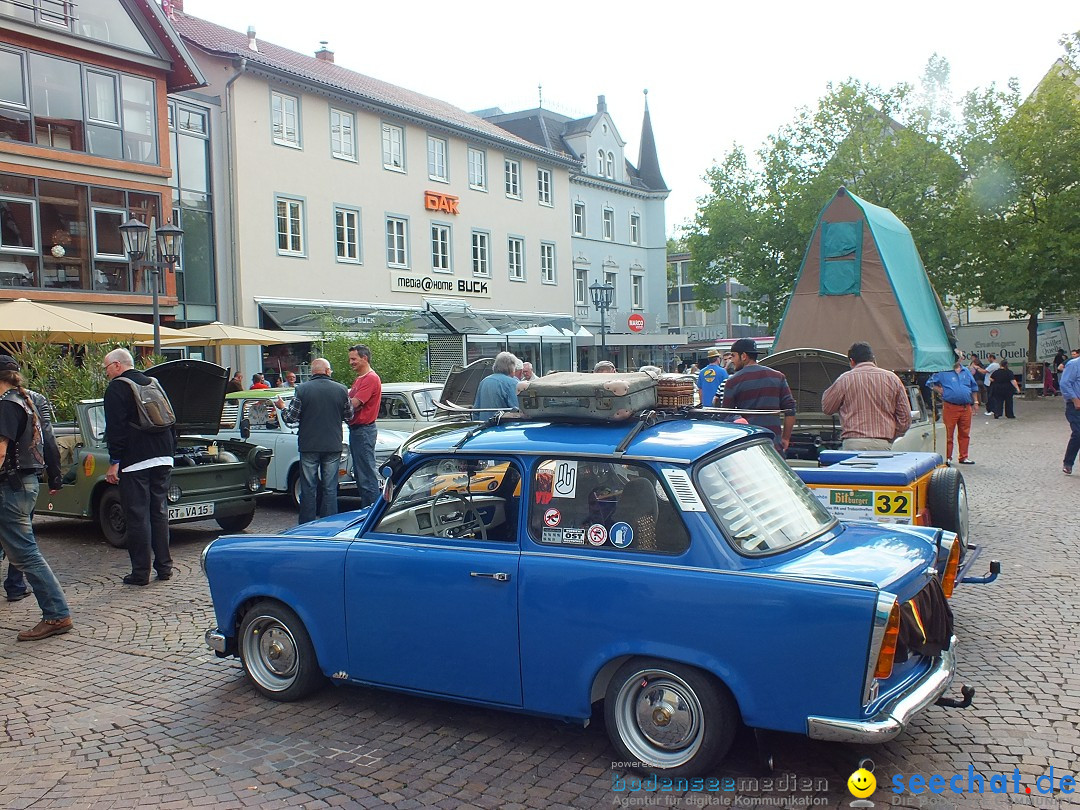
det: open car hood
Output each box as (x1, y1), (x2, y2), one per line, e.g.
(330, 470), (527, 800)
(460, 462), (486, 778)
(145, 359), (229, 433)
(761, 348), (850, 415)
(439, 358), (493, 408)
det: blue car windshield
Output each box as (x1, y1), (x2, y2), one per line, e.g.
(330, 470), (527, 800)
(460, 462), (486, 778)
(697, 443), (835, 555)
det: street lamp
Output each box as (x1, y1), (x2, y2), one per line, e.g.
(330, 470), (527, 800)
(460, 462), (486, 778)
(120, 215), (184, 355)
(589, 280), (615, 363)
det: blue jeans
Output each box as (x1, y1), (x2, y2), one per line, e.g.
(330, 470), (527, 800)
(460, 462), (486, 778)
(349, 423), (380, 508)
(0, 473), (69, 620)
(1065, 401), (1080, 469)
(299, 451), (340, 524)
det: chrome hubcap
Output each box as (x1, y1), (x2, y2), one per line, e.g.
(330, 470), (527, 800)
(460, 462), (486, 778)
(635, 682), (698, 749)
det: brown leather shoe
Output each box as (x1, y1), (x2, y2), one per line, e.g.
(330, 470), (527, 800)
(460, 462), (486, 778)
(17, 617), (73, 641)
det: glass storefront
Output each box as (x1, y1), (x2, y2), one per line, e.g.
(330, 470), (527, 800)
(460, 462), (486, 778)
(0, 173), (160, 292)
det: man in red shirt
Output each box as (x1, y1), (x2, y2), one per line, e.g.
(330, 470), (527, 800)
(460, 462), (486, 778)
(346, 345), (383, 507)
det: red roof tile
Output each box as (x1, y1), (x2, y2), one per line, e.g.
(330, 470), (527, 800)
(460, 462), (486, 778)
(172, 11), (575, 165)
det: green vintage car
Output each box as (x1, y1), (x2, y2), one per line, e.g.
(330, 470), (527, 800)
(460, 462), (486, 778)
(37, 360), (273, 547)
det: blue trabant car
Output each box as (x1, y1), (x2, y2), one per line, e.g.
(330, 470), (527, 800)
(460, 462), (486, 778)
(202, 415), (973, 777)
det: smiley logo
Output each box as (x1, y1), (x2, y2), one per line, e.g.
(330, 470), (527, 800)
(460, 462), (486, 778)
(847, 759), (876, 799)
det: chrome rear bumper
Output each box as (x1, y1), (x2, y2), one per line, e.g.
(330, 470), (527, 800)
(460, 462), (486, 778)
(807, 636), (956, 743)
(205, 628), (227, 655)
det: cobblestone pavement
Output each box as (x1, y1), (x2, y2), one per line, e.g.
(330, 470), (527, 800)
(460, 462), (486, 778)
(1, 399), (1077, 809)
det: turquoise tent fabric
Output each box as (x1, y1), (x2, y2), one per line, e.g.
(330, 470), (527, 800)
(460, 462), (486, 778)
(819, 220), (863, 296)
(848, 192), (955, 371)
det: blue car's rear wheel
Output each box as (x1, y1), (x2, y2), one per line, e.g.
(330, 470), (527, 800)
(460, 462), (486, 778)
(239, 601), (324, 701)
(604, 658), (737, 777)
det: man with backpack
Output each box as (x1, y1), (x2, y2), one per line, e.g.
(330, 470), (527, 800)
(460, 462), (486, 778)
(103, 348), (176, 586)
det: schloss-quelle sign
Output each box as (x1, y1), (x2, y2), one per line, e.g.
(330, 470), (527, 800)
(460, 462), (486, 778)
(391, 272), (491, 298)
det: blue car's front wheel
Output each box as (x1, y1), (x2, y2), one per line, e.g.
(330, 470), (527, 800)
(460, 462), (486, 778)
(239, 601), (324, 701)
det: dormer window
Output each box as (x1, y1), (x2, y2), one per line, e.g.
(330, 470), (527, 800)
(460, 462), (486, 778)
(606, 151), (615, 180)
(597, 149), (605, 176)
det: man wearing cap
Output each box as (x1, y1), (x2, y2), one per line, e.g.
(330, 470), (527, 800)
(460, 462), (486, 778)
(594, 360), (616, 373)
(0, 355), (72, 640)
(719, 339), (796, 452)
(822, 342), (911, 451)
(697, 349), (728, 409)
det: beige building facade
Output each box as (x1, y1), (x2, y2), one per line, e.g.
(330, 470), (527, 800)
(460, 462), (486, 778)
(172, 8), (578, 376)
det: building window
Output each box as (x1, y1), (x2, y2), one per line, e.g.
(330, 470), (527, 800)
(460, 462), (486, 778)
(575, 268), (588, 305)
(597, 149), (605, 176)
(632, 275), (644, 309)
(472, 231), (490, 277)
(504, 159), (521, 199)
(272, 91), (300, 148)
(427, 135), (448, 182)
(431, 223), (451, 272)
(537, 168), (552, 206)
(603, 208), (615, 240)
(335, 207), (361, 263)
(330, 109), (355, 161)
(573, 202), (585, 236)
(468, 147), (487, 190)
(606, 151), (615, 179)
(386, 216), (408, 267)
(540, 242), (555, 285)
(508, 237), (524, 281)
(382, 122), (404, 170)
(605, 271), (618, 306)
(275, 196), (304, 256)
(630, 213), (641, 245)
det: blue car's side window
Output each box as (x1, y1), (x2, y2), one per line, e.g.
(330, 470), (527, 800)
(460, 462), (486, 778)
(527, 459), (689, 554)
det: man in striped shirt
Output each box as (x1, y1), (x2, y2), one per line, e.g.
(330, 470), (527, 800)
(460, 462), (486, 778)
(719, 339), (797, 452)
(822, 342), (912, 451)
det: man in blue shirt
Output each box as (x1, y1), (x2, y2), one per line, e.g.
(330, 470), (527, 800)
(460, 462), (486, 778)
(475, 352), (520, 412)
(1059, 351), (1080, 474)
(697, 349), (728, 407)
(928, 358), (980, 465)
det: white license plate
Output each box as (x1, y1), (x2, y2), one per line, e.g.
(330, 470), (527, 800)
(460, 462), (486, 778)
(168, 501), (215, 521)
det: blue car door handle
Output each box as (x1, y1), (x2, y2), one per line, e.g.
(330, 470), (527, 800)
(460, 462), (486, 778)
(470, 572), (511, 582)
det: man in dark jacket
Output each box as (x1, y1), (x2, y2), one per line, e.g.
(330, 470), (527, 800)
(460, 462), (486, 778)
(276, 358), (352, 524)
(103, 348), (175, 586)
(0, 355), (72, 640)
(4, 385), (64, 602)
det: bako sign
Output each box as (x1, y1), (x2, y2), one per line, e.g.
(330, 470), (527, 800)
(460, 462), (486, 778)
(391, 272), (491, 298)
(628, 313), (646, 332)
(424, 191), (460, 215)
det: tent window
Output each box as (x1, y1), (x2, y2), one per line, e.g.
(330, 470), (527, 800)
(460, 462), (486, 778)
(819, 221), (862, 296)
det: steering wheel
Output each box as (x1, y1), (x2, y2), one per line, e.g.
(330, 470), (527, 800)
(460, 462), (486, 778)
(427, 492), (488, 541)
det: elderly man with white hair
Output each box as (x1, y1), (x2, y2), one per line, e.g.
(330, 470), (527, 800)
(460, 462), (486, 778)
(103, 347), (176, 586)
(275, 358), (352, 524)
(475, 352), (520, 412)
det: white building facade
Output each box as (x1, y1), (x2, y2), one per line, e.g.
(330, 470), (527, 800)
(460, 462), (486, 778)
(171, 7), (578, 379)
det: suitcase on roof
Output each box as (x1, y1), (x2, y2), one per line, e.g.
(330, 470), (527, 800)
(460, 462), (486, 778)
(517, 372), (657, 422)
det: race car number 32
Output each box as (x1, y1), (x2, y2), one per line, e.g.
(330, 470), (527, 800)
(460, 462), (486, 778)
(874, 490), (912, 517)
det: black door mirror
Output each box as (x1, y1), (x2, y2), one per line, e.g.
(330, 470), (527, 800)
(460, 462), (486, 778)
(239, 417), (251, 440)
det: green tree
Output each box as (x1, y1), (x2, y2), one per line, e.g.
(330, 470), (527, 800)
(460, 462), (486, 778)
(960, 47), (1080, 366)
(315, 315), (428, 387)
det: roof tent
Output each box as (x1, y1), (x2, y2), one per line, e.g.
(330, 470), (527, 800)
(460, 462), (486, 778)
(773, 188), (956, 372)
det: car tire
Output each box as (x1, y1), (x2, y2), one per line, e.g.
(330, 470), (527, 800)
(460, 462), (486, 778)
(96, 487), (128, 549)
(239, 601), (324, 701)
(216, 509), (255, 533)
(604, 657), (738, 778)
(927, 467), (968, 546)
(287, 466), (301, 508)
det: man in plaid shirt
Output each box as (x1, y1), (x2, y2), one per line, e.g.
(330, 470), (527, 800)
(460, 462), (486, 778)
(822, 342), (911, 451)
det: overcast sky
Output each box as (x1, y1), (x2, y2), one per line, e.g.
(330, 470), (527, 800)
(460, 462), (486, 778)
(181, 0), (1077, 237)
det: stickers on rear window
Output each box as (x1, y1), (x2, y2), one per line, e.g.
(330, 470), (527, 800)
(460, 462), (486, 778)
(540, 528), (585, 546)
(587, 523), (608, 546)
(543, 508), (561, 527)
(610, 522), (634, 548)
(553, 460), (578, 499)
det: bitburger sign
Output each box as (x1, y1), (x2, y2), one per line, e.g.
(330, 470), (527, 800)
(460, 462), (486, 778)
(391, 272), (491, 298)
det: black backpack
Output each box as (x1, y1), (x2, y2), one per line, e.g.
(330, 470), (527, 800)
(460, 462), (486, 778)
(117, 377), (176, 432)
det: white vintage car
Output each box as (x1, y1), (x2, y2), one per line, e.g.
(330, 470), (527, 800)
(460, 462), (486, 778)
(210, 389), (408, 506)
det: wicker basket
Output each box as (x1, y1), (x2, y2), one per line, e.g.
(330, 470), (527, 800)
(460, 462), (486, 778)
(656, 374), (695, 409)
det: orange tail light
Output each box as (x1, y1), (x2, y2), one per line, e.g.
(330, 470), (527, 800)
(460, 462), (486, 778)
(941, 539), (961, 598)
(874, 604), (901, 680)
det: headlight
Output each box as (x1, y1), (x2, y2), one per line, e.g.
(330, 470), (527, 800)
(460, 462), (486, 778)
(247, 476), (262, 492)
(167, 485), (182, 503)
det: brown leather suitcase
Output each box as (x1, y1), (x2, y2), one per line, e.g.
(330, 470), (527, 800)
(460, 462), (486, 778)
(517, 372), (657, 421)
